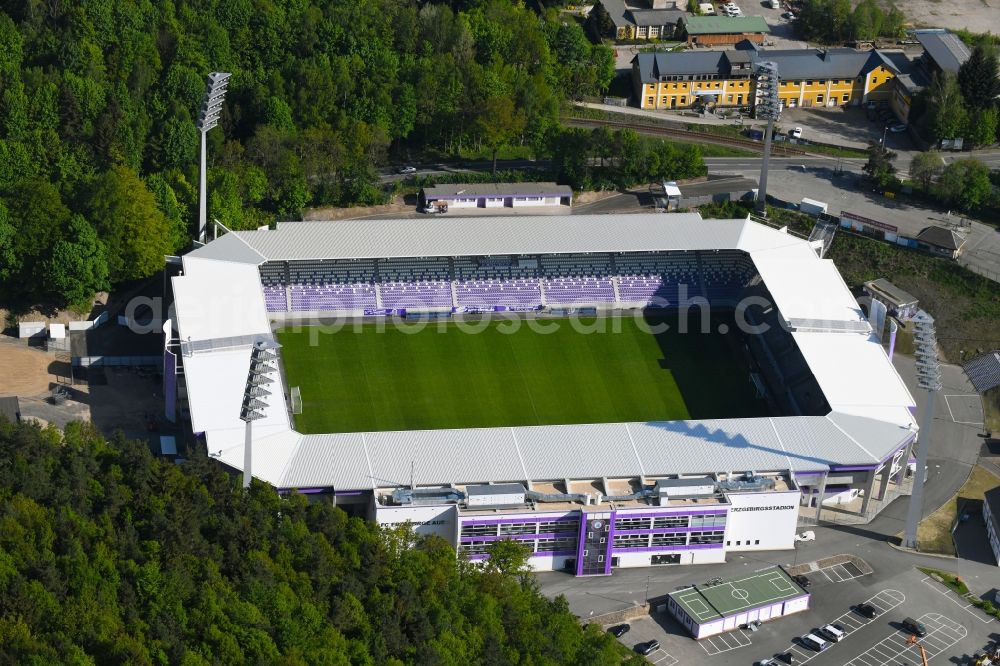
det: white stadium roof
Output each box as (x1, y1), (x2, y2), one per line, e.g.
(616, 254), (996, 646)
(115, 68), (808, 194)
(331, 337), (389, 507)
(172, 213), (917, 490)
(224, 214), (810, 261)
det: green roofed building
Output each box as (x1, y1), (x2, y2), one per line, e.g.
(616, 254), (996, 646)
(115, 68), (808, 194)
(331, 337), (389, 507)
(666, 567), (809, 638)
(681, 15), (770, 46)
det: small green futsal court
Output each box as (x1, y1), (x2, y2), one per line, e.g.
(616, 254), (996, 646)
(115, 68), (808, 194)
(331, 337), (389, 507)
(670, 568), (805, 624)
(278, 313), (768, 434)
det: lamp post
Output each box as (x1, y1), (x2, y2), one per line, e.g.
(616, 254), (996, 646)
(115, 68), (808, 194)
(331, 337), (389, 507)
(239, 339), (281, 488)
(196, 72), (231, 244)
(753, 61), (781, 215)
(901, 310), (942, 550)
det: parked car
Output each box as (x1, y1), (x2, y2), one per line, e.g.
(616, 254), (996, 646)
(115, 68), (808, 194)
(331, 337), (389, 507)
(857, 603), (878, 619)
(756, 660), (778, 666)
(901, 617), (927, 637)
(790, 127), (803, 139)
(819, 624), (846, 642)
(396, 165), (417, 174)
(778, 652), (795, 664)
(793, 574), (812, 589)
(608, 624), (630, 638)
(889, 123), (908, 132)
(801, 634), (829, 652)
(635, 640), (660, 655)
(781, 11), (795, 18)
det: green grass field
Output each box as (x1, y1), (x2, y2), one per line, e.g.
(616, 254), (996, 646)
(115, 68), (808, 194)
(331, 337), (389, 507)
(278, 313), (767, 433)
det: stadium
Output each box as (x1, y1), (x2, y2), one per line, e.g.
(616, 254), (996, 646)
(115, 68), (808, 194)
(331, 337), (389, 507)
(168, 213), (917, 576)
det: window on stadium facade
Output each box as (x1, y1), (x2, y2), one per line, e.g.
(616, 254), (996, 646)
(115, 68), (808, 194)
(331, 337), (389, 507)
(689, 514), (726, 528)
(498, 522), (537, 535)
(461, 524), (499, 537)
(652, 515), (689, 529)
(650, 533), (687, 547)
(614, 517), (651, 530)
(459, 540), (492, 554)
(536, 520), (579, 534)
(613, 534), (650, 548)
(688, 531), (725, 545)
(534, 537), (577, 552)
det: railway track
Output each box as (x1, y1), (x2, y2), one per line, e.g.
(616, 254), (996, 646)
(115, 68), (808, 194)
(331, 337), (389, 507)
(565, 116), (809, 156)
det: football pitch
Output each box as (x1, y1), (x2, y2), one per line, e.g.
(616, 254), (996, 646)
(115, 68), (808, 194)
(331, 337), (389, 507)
(277, 313), (768, 434)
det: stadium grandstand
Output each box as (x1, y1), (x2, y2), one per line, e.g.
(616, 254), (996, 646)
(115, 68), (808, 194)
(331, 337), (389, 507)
(169, 213), (917, 576)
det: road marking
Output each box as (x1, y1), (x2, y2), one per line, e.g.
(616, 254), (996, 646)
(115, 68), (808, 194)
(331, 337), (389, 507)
(808, 562), (870, 586)
(774, 589), (905, 665)
(647, 648), (678, 666)
(943, 394), (983, 426)
(842, 613), (967, 666)
(920, 576), (998, 625)
(699, 629), (753, 655)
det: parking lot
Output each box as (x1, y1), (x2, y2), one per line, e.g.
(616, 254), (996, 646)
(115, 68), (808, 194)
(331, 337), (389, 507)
(608, 567), (999, 665)
(844, 613), (968, 666)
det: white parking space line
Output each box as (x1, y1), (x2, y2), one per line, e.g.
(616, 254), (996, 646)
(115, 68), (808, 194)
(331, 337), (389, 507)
(773, 589), (906, 664)
(921, 576), (999, 625)
(943, 394), (983, 425)
(647, 648), (678, 665)
(842, 613), (967, 666)
(699, 629), (753, 655)
(809, 562), (870, 586)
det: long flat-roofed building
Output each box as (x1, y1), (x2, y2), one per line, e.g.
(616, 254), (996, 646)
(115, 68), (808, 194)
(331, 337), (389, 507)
(420, 182), (572, 211)
(170, 213), (917, 576)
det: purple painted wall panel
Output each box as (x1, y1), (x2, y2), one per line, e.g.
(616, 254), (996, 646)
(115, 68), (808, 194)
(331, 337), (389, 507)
(615, 526), (726, 536)
(163, 349), (177, 423)
(574, 518), (588, 576)
(616, 508), (729, 519)
(460, 515), (578, 526)
(611, 543), (724, 553)
(460, 533), (561, 543)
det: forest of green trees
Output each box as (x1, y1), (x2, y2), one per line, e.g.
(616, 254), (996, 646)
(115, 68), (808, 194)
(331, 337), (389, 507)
(0, 0), (620, 310)
(0, 418), (642, 665)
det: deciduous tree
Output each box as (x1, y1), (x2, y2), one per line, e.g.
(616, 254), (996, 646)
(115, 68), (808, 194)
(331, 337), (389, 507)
(44, 215), (109, 309)
(87, 165), (170, 281)
(909, 151), (943, 191)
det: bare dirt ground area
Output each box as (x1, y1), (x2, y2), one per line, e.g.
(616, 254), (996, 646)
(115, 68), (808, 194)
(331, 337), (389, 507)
(903, 0), (1000, 33)
(0, 340), (65, 395)
(0, 335), (164, 437)
(304, 195), (413, 220)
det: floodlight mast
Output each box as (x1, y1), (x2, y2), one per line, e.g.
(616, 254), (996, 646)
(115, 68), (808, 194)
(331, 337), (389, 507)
(196, 72), (231, 244)
(753, 62), (780, 215)
(239, 339), (281, 489)
(901, 311), (942, 549)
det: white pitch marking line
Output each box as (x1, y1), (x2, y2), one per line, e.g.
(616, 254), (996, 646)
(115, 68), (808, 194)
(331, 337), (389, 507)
(943, 394), (984, 425)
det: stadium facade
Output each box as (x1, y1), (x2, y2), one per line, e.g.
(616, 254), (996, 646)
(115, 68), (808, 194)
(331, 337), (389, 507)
(169, 213), (917, 576)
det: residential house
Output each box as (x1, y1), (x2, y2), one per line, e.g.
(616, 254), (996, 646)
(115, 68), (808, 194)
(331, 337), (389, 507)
(632, 46), (897, 111)
(891, 29), (971, 124)
(596, 0), (685, 41)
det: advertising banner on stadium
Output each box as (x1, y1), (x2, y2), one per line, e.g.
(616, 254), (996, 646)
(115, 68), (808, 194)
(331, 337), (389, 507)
(376, 504), (458, 543)
(724, 490), (799, 551)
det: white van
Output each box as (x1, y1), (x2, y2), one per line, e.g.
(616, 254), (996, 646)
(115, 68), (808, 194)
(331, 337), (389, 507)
(802, 634), (830, 652)
(819, 624), (846, 642)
